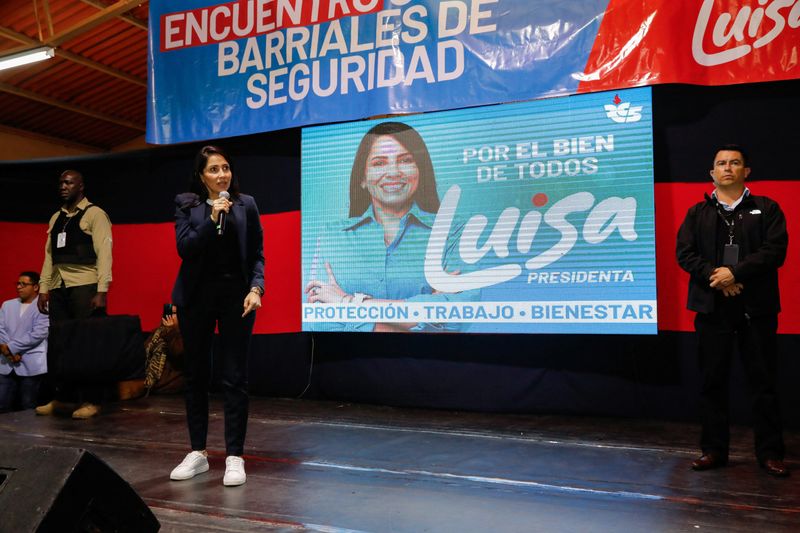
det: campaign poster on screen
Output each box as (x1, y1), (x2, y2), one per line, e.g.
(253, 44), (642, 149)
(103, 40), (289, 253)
(302, 87), (656, 334)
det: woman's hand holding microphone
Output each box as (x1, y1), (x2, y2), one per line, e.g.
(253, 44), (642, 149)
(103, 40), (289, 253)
(210, 194), (232, 224)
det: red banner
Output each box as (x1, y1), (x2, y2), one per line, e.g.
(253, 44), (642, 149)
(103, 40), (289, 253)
(577, 0), (800, 93)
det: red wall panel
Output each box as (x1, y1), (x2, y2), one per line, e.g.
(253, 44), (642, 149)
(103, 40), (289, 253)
(0, 212), (301, 334)
(1, 184), (796, 334)
(655, 181), (799, 334)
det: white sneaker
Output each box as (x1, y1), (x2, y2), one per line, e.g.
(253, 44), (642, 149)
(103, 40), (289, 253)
(223, 456), (246, 486)
(170, 451), (209, 481)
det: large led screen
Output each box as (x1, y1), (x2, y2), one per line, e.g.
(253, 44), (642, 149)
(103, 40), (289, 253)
(302, 88), (656, 334)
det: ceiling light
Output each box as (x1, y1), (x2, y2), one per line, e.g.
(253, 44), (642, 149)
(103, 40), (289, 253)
(0, 47), (55, 71)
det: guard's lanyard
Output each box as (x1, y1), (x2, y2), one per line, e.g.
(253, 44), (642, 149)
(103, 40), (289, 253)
(714, 204), (736, 245)
(56, 207), (83, 249)
(712, 200), (740, 265)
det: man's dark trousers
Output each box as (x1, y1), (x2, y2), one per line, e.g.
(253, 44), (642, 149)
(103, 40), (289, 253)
(695, 304), (784, 463)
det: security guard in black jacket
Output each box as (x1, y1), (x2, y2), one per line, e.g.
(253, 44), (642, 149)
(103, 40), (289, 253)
(677, 144), (789, 477)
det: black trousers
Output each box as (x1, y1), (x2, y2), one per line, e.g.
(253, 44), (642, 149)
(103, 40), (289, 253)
(48, 284), (100, 322)
(695, 310), (784, 462)
(178, 278), (254, 456)
(48, 283), (105, 404)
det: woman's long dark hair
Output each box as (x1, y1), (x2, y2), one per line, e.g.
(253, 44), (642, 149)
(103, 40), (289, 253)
(190, 145), (240, 200)
(348, 122), (439, 217)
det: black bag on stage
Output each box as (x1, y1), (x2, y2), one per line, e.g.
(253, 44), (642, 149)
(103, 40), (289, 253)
(48, 315), (146, 383)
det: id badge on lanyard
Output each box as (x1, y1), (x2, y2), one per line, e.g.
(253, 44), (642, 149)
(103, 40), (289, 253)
(723, 243), (739, 265)
(721, 217), (739, 265)
(717, 205), (739, 266)
(56, 210), (78, 248)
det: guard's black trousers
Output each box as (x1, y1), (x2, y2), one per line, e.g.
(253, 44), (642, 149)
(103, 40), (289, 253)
(695, 309), (784, 463)
(49, 283), (105, 405)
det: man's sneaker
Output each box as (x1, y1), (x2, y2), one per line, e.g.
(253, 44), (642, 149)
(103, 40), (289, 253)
(223, 456), (246, 486)
(72, 403), (101, 419)
(170, 451), (209, 481)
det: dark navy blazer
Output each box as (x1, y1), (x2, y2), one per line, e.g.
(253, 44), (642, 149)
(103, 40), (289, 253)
(171, 192), (265, 307)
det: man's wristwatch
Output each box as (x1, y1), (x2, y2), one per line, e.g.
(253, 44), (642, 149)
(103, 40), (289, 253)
(250, 286), (263, 297)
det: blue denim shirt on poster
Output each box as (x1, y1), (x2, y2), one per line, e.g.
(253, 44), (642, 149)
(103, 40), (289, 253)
(306, 203), (479, 332)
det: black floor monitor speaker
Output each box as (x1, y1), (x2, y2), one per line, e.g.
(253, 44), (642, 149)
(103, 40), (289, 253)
(0, 444), (159, 532)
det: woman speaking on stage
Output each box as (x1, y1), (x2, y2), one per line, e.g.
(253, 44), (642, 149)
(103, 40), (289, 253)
(168, 145), (264, 487)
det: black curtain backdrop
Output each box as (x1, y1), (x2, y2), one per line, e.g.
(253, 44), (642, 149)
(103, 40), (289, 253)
(2, 80), (798, 427)
(2, 128), (301, 223)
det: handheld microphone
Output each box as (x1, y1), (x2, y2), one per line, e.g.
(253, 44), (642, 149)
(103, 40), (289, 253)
(217, 190), (230, 235)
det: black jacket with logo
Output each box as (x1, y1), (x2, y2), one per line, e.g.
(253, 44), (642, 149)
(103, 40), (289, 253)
(676, 192), (788, 316)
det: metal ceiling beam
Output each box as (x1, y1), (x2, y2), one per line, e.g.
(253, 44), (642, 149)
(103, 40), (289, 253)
(43, 0), (55, 39)
(48, 0), (145, 47)
(57, 49), (146, 87)
(79, 0), (148, 31)
(0, 81), (145, 131)
(0, 26), (33, 44)
(0, 123), (103, 153)
(0, 25), (146, 87)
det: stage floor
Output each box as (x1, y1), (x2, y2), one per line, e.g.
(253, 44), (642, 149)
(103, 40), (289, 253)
(1, 396), (798, 532)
